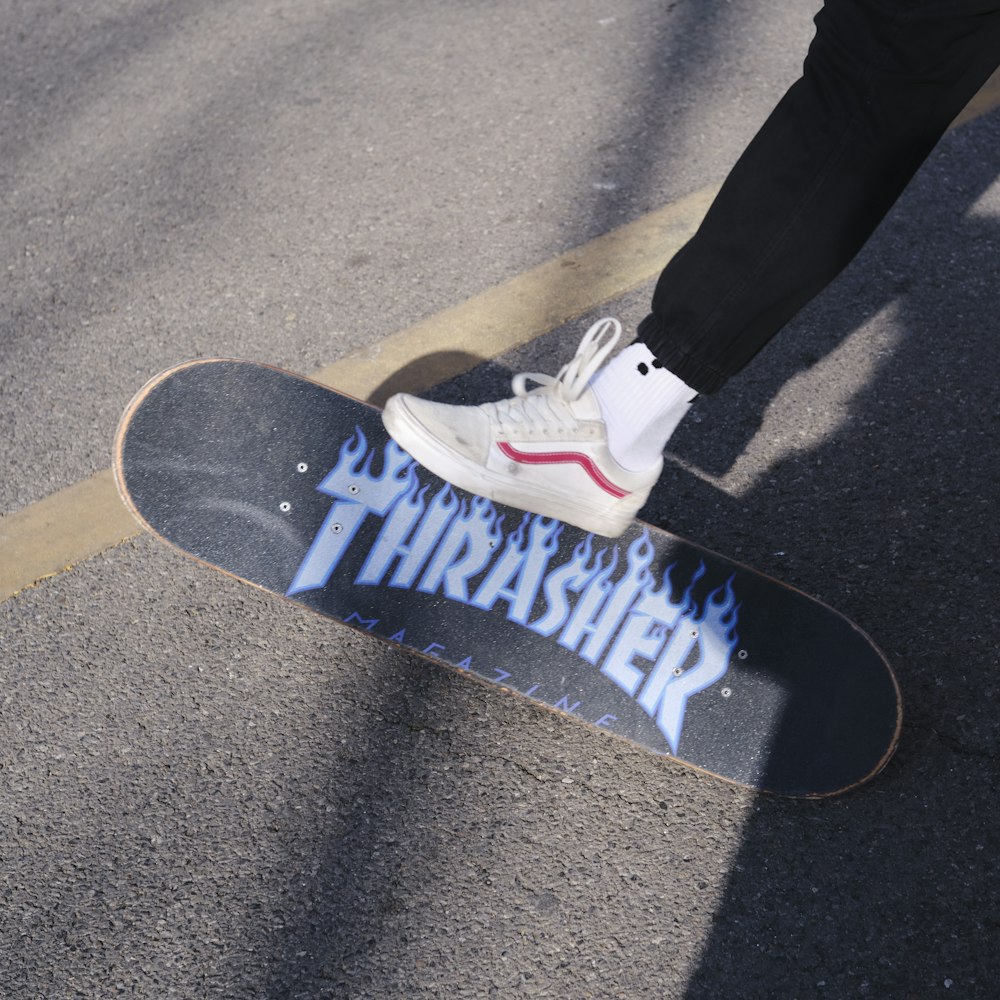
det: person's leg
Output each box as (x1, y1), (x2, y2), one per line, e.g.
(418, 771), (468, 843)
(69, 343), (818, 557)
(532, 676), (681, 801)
(383, 1), (1000, 536)
(638, 0), (1000, 394)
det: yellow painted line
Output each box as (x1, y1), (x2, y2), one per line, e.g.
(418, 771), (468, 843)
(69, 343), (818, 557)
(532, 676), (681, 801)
(0, 469), (138, 598)
(0, 187), (717, 602)
(311, 185), (718, 402)
(953, 66), (1000, 128)
(2, 74), (999, 603)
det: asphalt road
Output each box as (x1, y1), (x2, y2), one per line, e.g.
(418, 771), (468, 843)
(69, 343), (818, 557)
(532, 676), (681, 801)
(2, 1), (999, 998)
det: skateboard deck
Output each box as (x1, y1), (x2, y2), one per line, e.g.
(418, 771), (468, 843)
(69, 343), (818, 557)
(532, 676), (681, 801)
(113, 359), (902, 797)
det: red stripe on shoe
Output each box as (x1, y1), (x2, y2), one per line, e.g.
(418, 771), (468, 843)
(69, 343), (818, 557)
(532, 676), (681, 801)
(497, 442), (630, 499)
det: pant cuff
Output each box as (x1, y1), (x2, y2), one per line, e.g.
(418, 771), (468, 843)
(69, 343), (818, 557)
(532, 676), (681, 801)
(636, 314), (728, 395)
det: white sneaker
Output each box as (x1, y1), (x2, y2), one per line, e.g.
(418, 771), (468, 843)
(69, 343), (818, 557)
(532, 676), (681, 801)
(382, 318), (661, 537)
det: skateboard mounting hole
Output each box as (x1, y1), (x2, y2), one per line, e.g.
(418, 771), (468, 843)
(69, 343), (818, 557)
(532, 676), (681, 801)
(721, 687), (732, 698)
(297, 462), (308, 473)
(279, 501), (291, 512)
(672, 666), (683, 677)
(330, 522), (343, 534)
(737, 650), (748, 660)
(348, 484), (360, 495)
(690, 629), (699, 638)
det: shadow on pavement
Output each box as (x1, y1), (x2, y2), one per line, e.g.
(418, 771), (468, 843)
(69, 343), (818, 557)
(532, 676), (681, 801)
(364, 352), (484, 408)
(657, 108), (1000, 998)
(264, 8), (1000, 997)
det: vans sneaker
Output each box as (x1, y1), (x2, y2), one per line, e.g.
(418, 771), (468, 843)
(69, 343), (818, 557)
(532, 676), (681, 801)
(382, 318), (661, 537)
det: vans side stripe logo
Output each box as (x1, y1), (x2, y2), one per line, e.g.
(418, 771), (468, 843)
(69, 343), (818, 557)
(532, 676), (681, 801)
(497, 442), (630, 499)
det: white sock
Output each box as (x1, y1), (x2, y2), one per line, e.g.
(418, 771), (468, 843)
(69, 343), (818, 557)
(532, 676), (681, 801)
(590, 342), (697, 472)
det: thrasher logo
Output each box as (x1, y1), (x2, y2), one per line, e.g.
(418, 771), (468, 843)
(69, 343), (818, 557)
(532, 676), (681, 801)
(287, 428), (740, 755)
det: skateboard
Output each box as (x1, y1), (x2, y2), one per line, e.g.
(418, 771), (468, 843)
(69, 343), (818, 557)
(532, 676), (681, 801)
(113, 359), (902, 797)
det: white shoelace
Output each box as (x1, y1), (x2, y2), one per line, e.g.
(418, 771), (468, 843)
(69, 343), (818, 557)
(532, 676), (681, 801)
(485, 318), (622, 432)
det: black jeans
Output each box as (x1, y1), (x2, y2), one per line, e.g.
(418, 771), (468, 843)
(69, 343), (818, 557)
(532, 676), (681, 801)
(638, 0), (1000, 394)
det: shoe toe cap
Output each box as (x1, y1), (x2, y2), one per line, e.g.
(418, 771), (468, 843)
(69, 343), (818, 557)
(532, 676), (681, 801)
(386, 394), (491, 464)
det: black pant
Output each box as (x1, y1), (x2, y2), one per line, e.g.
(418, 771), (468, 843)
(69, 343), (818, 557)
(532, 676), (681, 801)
(638, 0), (1000, 394)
